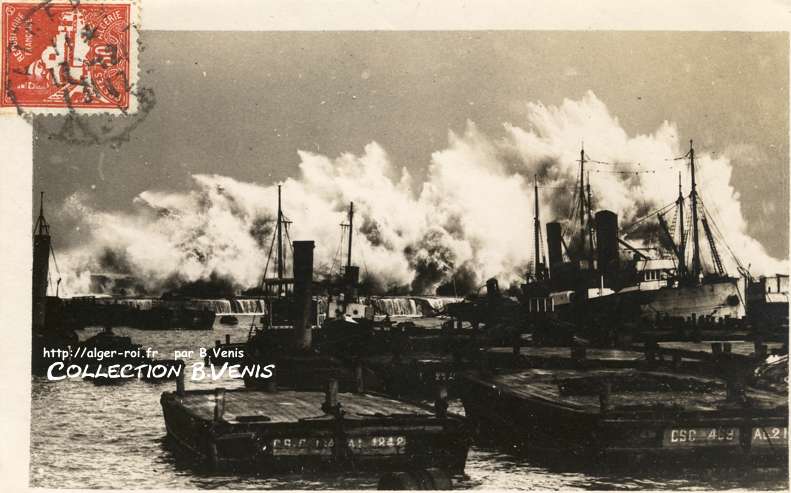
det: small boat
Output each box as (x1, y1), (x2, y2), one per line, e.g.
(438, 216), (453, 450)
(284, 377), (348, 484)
(219, 315), (239, 325)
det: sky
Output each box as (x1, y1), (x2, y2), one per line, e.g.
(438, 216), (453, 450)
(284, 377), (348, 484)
(32, 31), (789, 280)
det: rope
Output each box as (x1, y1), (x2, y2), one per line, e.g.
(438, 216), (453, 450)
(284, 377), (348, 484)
(357, 228), (370, 280)
(259, 227), (277, 288)
(330, 225), (345, 277)
(698, 198), (746, 273)
(621, 201), (676, 235)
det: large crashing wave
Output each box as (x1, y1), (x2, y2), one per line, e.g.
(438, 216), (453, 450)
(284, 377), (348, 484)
(57, 91), (788, 296)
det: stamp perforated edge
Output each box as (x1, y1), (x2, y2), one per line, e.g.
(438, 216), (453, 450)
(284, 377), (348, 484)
(0, 0), (140, 116)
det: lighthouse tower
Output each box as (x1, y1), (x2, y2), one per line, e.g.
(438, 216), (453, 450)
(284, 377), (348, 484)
(33, 192), (51, 331)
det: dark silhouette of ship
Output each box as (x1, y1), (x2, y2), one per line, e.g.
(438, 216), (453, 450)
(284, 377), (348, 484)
(543, 141), (748, 325)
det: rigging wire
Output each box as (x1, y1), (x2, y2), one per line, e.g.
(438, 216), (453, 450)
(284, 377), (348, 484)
(590, 169), (656, 175)
(621, 201), (676, 235)
(329, 224), (345, 277)
(259, 228), (277, 287)
(698, 197), (747, 274)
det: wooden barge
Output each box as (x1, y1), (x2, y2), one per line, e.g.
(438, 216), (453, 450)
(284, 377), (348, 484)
(162, 240), (469, 475)
(160, 381), (469, 474)
(460, 346), (788, 465)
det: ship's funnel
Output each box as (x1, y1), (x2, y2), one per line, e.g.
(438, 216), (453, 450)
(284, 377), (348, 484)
(546, 222), (563, 269)
(485, 278), (500, 299)
(292, 240), (315, 350)
(595, 210), (619, 276)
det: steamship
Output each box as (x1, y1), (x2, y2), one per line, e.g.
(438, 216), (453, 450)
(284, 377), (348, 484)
(534, 141), (749, 325)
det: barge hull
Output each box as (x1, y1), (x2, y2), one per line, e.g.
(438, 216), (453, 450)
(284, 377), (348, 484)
(460, 370), (787, 464)
(161, 389), (468, 473)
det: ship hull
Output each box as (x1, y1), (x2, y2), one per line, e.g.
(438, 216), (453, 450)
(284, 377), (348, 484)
(631, 278), (745, 320)
(557, 277), (746, 325)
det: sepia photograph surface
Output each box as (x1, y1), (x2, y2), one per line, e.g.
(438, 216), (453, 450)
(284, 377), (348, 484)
(3, 1), (790, 491)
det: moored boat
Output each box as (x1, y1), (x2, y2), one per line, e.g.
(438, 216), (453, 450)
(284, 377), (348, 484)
(160, 380), (469, 474)
(459, 347), (788, 465)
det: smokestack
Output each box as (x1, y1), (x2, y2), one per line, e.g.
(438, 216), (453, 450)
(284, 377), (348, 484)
(292, 240), (315, 351)
(546, 222), (563, 269)
(595, 210), (619, 276)
(485, 277), (499, 300)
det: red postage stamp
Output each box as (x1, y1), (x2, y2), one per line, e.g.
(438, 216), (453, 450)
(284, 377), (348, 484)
(1, 0), (137, 113)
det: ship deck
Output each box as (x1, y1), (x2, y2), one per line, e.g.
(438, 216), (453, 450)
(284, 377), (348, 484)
(487, 347), (645, 361)
(171, 389), (436, 424)
(656, 341), (785, 356)
(468, 368), (787, 414)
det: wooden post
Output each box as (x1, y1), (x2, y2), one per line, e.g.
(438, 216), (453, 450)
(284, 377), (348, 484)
(225, 334), (231, 344)
(754, 337), (766, 358)
(215, 339), (221, 347)
(355, 361), (365, 394)
(265, 366), (277, 393)
(512, 334), (521, 356)
(672, 353), (681, 371)
(599, 382), (611, 413)
(711, 342), (723, 356)
(324, 379), (339, 410)
(723, 342), (732, 354)
(434, 384), (448, 418)
(176, 365), (185, 396)
(478, 351), (490, 375)
(645, 339), (656, 363)
(213, 388), (226, 422)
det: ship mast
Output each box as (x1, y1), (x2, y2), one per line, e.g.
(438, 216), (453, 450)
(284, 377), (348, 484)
(276, 184), (284, 281)
(586, 171), (595, 269)
(689, 140), (701, 281)
(346, 201), (354, 271)
(578, 145), (586, 260)
(676, 172), (686, 278)
(34, 191), (50, 237)
(533, 176), (541, 278)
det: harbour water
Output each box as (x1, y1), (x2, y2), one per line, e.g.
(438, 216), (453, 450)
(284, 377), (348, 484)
(30, 323), (788, 490)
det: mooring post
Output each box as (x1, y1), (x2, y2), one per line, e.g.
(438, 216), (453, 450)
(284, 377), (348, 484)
(753, 337), (767, 360)
(672, 353), (681, 371)
(434, 383), (449, 418)
(324, 378), (339, 411)
(355, 360), (365, 394)
(225, 334), (231, 345)
(213, 388), (226, 422)
(711, 342), (723, 356)
(478, 351), (490, 376)
(598, 382), (611, 413)
(645, 338), (657, 363)
(265, 366), (277, 393)
(723, 342), (732, 354)
(215, 339), (221, 348)
(512, 333), (522, 356)
(176, 364), (185, 396)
